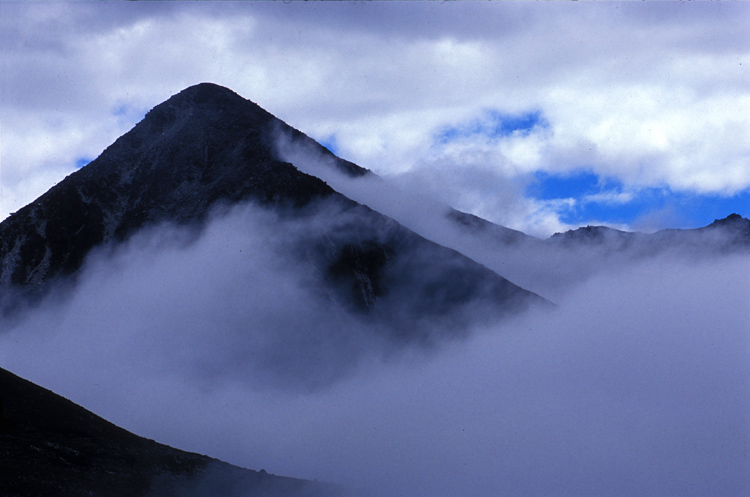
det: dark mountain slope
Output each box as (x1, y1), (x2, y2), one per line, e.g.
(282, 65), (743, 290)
(305, 201), (544, 337)
(0, 83), (357, 291)
(0, 83), (545, 325)
(0, 366), (340, 497)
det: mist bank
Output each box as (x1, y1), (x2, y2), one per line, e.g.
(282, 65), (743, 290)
(278, 131), (750, 302)
(0, 198), (542, 393)
(0, 196), (748, 496)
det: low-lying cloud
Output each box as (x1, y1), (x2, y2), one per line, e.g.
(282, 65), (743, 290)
(0, 202), (402, 393)
(277, 131), (750, 304)
(0, 197), (748, 496)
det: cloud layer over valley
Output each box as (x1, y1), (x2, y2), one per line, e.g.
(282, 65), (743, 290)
(2, 5), (749, 494)
(1, 198), (747, 497)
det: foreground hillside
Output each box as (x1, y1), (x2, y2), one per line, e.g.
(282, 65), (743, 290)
(0, 366), (342, 497)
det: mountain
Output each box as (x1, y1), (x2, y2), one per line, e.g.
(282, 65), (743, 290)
(0, 366), (341, 497)
(548, 213), (750, 254)
(0, 83), (358, 291)
(435, 208), (750, 301)
(447, 206), (750, 255)
(0, 82), (546, 330)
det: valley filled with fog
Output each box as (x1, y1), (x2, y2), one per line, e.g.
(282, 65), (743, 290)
(1, 197), (747, 497)
(3, 4), (750, 496)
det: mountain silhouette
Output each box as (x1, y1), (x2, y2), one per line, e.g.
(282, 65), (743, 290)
(1, 83), (356, 290)
(0, 83), (546, 330)
(2, 83), (748, 496)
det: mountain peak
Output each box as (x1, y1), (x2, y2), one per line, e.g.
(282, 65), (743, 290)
(0, 84), (334, 293)
(157, 82), (265, 115)
(1, 84), (540, 328)
(708, 213), (747, 227)
(548, 224), (634, 247)
(703, 213), (750, 241)
(176, 81), (242, 99)
(130, 82), (273, 143)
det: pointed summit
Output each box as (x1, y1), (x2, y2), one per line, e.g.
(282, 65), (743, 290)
(154, 82), (267, 114)
(169, 81), (262, 107)
(0, 84), (361, 293)
(127, 82), (276, 145)
(0, 84), (545, 325)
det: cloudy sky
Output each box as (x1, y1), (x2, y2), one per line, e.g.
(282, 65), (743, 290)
(2, 1), (750, 235)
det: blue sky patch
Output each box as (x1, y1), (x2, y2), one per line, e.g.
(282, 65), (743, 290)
(528, 171), (606, 201)
(319, 134), (339, 156)
(656, 191), (750, 229)
(111, 102), (147, 123)
(436, 109), (548, 145)
(75, 157), (92, 169)
(527, 170), (750, 229)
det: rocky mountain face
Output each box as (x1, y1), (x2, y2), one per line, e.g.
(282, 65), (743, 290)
(0, 84), (357, 292)
(0, 367), (342, 497)
(0, 82), (545, 327)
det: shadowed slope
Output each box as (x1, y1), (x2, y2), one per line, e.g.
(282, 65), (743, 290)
(0, 366), (342, 497)
(0, 83), (346, 290)
(0, 83), (546, 330)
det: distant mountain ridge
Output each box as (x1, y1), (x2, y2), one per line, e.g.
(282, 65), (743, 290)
(548, 213), (750, 253)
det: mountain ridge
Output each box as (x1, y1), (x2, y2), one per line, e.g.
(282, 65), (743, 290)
(548, 213), (750, 251)
(0, 82), (546, 327)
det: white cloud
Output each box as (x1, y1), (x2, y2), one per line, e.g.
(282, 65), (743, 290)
(2, 2), (750, 230)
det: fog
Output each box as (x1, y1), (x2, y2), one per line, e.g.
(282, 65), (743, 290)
(1, 196), (748, 495)
(277, 131), (750, 303)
